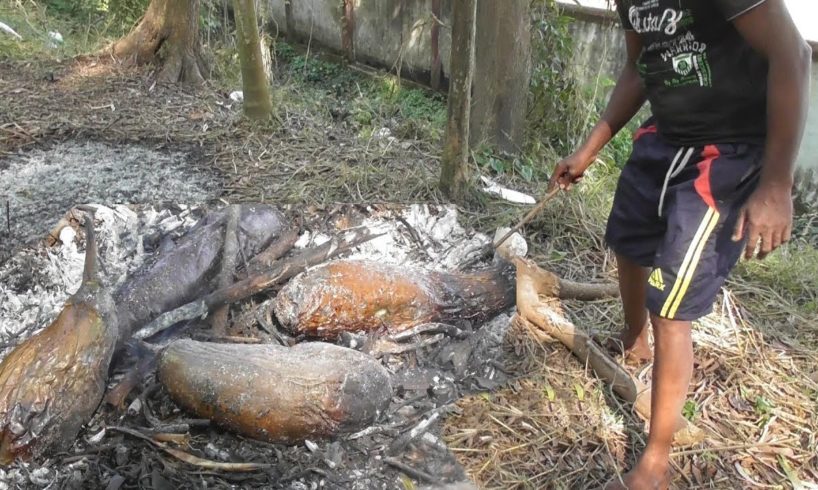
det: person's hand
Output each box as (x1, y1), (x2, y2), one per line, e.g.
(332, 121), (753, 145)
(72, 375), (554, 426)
(732, 181), (793, 260)
(549, 152), (594, 190)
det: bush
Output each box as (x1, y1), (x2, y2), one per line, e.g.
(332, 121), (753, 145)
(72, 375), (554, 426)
(44, 0), (147, 23)
(528, 0), (586, 156)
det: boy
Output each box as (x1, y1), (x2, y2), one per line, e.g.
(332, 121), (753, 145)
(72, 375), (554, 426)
(549, 0), (811, 488)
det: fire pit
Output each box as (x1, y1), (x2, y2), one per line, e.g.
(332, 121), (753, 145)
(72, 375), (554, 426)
(0, 201), (522, 489)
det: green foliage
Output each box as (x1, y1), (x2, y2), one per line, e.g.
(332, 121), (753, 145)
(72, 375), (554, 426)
(734, 243), (818, 315)
(273, 42), (446, 142)
(0, 0), (146, 61)
(753, 395), (774, 426)
(602, 124), (634, 168)
(682, 400), (699, 421)
(473, 149), (540, 183)
(44, 0), (147, 24)
(107, 0), (149, 25)
(274, 41), (295, 60)
(373, 79), (446, 139)
(528, 0), (586, 156)
(43, 0), (104, 16)
(289, 55), (347, 84)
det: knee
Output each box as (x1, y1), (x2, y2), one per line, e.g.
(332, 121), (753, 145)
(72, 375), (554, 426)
(650, 315), (692, 339)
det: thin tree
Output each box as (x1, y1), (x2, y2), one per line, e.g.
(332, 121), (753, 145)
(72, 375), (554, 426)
(440, 0), (477, 201)
(110, 0), (206, 84)
(232, 0), (274, 120)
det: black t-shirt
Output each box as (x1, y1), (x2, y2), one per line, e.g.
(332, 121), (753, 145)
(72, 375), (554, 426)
(616, 0), (769, 145)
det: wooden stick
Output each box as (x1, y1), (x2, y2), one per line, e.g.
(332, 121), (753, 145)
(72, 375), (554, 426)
(493, 186), (561, 249)
(210, 205), (240, 335)
(383, 457), (440, 484)
(108, 426), (269, 472)
(513, 257), (705, 446)
(246, 227), (299, 274)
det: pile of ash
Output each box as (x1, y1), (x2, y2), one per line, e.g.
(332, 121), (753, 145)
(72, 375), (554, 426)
(0, 140), (221, 265)
(0, 202), (524, 489)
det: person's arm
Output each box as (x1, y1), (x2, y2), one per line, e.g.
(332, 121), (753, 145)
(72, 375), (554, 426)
(550, 31), (646, 189)
(728, 0), (812, 259)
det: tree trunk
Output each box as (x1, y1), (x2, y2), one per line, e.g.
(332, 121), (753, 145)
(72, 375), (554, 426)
(470, 0), (531, 154)
(233, 0), (274, 120)
(341, 0), (355, 61)
(158, 340), (392, 443)
(440, 0), (477, 201)
(429, 0), (442, 90)
(274, 259), (516, 338)
(111, 0), (206, 84)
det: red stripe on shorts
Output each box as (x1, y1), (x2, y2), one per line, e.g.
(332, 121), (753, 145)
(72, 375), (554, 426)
(633, 125), (657, 141)
(695, 145), (719, 209)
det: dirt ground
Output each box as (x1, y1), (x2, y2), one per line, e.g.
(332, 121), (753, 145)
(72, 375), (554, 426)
(1, 55), (817, 490)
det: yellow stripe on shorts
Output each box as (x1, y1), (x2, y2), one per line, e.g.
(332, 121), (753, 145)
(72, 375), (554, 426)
(660, 208), (720, 319)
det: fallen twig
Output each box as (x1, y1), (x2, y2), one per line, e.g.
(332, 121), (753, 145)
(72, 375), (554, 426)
(383, 457), (439, 484)
(109, 426), (269, 472)
(191, 334), (261, 344)
(388, 409), (442, 455)
(246, 225), (299, 274)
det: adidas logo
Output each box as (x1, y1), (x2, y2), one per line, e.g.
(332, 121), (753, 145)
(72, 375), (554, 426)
(649, 268), (665, 291)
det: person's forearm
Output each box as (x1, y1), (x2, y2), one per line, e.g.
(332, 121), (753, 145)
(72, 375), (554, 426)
(576, 64), (647, 162)
(759, 43), (812, 189)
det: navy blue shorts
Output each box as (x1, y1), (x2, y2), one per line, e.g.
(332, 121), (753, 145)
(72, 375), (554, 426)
(605, 120), (763, 321)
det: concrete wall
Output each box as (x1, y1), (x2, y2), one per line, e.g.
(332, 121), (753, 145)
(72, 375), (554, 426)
(262, 0), (452, 85)
(563, 6), (625, 92)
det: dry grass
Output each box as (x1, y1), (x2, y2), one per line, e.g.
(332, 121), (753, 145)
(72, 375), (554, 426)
(444, 182), (818, 489)
(445, 286), (817, 489)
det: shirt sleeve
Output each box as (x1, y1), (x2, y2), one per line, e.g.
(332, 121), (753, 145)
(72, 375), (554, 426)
(715, 0), (767, 21)
(614, 1), (634, 31)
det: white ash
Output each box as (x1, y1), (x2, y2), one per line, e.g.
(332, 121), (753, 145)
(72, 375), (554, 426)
(291, 204), (509, 271)
(0, 140), (220, 263)
(350, 205), (492, 270)
(0, 204), (205, 348)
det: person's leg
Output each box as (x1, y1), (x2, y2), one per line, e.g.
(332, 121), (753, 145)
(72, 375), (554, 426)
(601, 143), (764, 489)
(603, 316), (693, 490)
(614, 253), (652, 361)
(604, 127), (676, 362)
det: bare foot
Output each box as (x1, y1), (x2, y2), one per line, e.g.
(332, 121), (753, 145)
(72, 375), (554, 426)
(599, 327), (653, 365)
(599, 462), (671, 490)
(606, 469), (670, 489)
